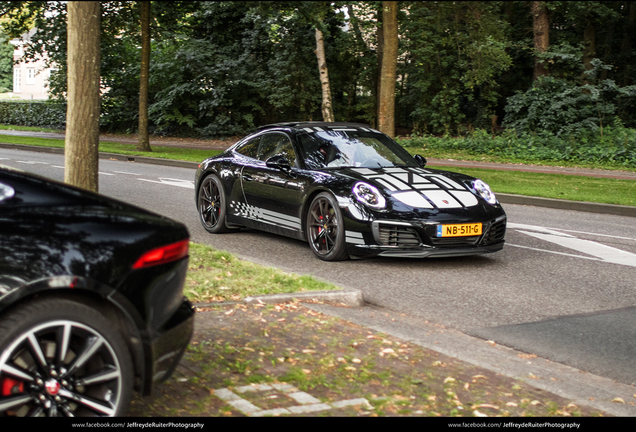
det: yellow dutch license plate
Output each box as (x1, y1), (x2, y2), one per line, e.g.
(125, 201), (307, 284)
(437, 223), (482, 237)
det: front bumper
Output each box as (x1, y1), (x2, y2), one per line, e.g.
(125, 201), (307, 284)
(344, 214), (507, 259)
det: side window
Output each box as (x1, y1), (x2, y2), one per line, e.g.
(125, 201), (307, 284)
(235, 136), (260, 159)
(258, 133), (297, 165)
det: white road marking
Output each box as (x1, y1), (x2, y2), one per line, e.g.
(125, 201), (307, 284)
(17, 161), (49, 165)
(138, 177), (194, 189)
(508, 222), (636, 268)
(113, 170), (143, 175)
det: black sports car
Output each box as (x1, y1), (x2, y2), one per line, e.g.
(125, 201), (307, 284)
(0, 167), (194, 417)
(195, 122), (506, 261)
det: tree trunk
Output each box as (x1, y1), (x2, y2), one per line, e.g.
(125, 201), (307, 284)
(620, 1), (636, 86)
(531, 1), (549, 80)
(137, 0), (152, 151)
(375, 5), (384, 126)
(65, 1), (100, 192)
(582, 20), (596, 72)
(315, 28), (334, 122)
(378, 1), (398, 138)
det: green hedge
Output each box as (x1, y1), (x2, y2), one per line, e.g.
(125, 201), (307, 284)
(0, 100), (66, 129)
(397, 125), (636, 168)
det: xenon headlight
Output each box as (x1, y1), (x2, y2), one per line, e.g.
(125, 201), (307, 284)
(353, 182), (386, 209)
(471, 179), (497, 205)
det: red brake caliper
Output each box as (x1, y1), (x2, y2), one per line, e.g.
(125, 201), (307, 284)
(2, 377), (24, 395)
(319, 215), (325, 243)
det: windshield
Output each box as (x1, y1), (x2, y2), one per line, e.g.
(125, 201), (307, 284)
(298, 130), (418, 170)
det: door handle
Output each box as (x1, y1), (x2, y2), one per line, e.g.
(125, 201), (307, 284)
(243, 174), (254, 182)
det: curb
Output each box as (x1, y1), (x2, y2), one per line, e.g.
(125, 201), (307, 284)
(2, 141), (635, 218)
(497, 193), (636, 218)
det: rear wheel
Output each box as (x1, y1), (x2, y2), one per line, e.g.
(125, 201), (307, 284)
(306, 192), (348, 261)
(0, 298), (133, 417)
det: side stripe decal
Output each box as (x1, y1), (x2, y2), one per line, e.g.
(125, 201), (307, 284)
(230, 201), (301, 230)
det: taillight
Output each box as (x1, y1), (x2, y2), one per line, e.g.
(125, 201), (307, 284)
(132, 239), (189, 269)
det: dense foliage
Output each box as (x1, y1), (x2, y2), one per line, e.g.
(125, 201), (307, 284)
(400, 122), (636, 168)
(0, 100), (65, 127)
(1, 1), (636, 146)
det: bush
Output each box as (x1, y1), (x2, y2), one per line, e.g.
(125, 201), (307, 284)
(0, 100), (66, 129)
(503, 60), (636, 136)
(398, 122), (636, 168)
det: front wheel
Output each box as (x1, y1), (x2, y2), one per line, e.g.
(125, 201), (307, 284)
(0, 298), (133, 417)
(198, 175), (230, 233)
(306, 192), (348, 261)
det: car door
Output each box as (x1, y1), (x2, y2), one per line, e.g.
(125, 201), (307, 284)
(240, 132), (306, 237)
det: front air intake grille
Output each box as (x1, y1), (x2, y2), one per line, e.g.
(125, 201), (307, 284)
(376, 225), (421, 248)
(481, 217), (507, 246)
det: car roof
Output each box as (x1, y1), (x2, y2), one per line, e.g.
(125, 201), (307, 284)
(256, 122), (377, 132)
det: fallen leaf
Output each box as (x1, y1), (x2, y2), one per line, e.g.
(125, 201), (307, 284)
(444, 377), (456, 383)
(506, 402), (518, 407)
(472, 404), (500, 410)
(530, 400), (541, 406)
(473, 410), (488, 417)
(612, 397), (625, 404)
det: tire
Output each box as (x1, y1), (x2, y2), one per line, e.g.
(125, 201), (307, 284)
(0, 298), (133, 417)
(198, 174), (230, 233)
(306, 192), (348, 261)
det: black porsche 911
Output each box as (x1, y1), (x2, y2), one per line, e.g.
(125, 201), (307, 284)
(195, 122), (506, 261)
(0, 167), (194, 417)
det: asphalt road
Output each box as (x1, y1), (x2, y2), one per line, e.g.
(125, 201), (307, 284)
(2, 148), (636, 391)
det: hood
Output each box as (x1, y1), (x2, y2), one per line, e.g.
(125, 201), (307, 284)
(335, 166), (483, 210)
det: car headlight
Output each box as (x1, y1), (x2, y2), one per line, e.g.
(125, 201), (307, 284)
(353, 182), (386, 209)
(472, 179), (497, 205)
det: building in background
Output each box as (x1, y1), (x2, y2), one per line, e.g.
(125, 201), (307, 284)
(11, 29), (52, 100)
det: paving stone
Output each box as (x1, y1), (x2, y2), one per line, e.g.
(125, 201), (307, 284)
(213, 388), (241, 401)
(251, 408), (291, 417)
(227, 399), (261, 415)
(287, 403), (332, 414)
(287, 391), (321, 405)
(271, 383), (298, 393)
(330, 398), (371, 409)
(235, 384), (272, 393)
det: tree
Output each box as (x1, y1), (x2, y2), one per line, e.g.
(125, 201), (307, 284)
(531, 1), (550, 80)
(65, 1), (100, 192)
(0, 33), (14, 91)
(315, 27), (334, 122)
(137, 0), (151, 151)
(377, 1), (398, 138)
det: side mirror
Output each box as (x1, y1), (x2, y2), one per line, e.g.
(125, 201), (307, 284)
(266, 154), (292, 171)
(414, 154), (427, 167)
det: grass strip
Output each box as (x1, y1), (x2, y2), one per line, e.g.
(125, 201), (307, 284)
(186, 243), (339, 303)
(0, 134), (221, 162)
(430, 165), (636, 207)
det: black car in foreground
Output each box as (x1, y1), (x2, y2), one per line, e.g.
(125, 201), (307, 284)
(0, 167), (194, 417)
(195, 122), (506, 261)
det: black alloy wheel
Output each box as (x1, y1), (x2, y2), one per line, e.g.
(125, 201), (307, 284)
(198, 175), (229, 233)
(0, 298), (133, 417)
(306, 192), (348, 261)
